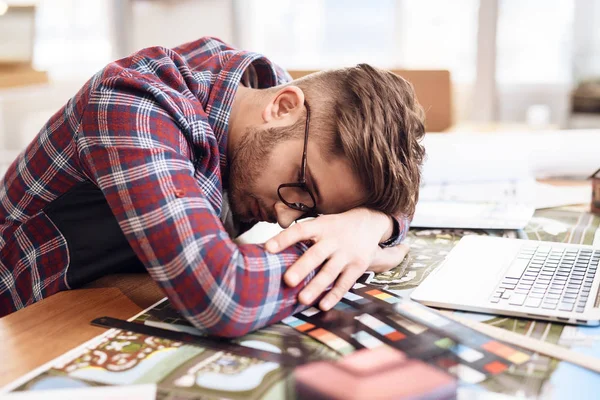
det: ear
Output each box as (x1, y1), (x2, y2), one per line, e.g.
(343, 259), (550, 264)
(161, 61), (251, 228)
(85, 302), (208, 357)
(262, 86), (305, 123)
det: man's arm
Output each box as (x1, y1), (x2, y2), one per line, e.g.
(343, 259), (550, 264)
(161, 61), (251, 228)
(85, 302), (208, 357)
(77, 77), (314, 338)
(265, 209), (411, 310)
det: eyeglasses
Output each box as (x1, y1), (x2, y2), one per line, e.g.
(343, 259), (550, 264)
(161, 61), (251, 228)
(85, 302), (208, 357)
(277, 101), (318, 217)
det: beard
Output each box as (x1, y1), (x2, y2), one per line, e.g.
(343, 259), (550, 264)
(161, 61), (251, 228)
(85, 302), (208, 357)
(228, 126), (277, 223)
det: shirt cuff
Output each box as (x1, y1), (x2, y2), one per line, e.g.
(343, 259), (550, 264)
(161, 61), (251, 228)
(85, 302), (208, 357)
(378, 215), (409, 248)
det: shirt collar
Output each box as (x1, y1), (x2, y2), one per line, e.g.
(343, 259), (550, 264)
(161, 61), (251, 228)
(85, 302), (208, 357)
(205, 51), (283, 175)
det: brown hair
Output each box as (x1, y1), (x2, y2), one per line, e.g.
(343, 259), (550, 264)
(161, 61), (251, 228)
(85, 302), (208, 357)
(293, 64), (426, 218)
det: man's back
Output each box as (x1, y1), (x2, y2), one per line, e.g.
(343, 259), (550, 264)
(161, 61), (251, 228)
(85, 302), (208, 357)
(0, 38), (300, 334)
(0, 38), (422, 337)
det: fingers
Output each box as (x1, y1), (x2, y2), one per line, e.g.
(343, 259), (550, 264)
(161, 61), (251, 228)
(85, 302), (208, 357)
(297, 255), (347, 305)
(284, 240), (334, 287)
(319, 265), (366, 311)
(369, 244), (410, 273)
(266, 219), (321, 253)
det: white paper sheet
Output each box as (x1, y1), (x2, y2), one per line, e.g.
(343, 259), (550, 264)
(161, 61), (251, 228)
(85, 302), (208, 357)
(534, 183), (592, 209)
(411, 180), (535, 229)
(235, 221), (284, 244)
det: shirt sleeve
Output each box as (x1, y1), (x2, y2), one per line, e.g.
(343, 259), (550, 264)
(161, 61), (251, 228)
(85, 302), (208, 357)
(76, 76), (313, 338)
(378, 215), (410, 248)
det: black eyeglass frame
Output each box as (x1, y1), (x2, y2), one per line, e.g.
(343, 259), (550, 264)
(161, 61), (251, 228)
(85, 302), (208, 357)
(276, 101), (318, 217)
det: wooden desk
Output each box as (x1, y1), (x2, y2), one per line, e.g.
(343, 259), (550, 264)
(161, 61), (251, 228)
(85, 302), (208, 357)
(0, 273), (163, 387)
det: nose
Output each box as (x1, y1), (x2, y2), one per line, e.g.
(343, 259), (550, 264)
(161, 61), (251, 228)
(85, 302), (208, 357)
(274, 201), (305, 228)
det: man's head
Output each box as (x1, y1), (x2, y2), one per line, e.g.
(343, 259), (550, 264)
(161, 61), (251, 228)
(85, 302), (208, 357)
(227, 64), (426, 228)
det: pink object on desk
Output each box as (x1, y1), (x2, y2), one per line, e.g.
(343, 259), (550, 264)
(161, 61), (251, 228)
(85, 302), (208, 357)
(294, 346), (457, 400)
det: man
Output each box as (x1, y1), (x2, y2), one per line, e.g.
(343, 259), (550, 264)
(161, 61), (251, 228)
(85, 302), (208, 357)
(0, 37), (425, 337)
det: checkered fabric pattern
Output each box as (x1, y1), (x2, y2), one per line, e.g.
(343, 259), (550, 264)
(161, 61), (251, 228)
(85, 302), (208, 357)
(0, 37), (407, 336)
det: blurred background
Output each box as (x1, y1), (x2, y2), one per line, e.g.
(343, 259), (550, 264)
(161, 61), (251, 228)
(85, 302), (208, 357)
(0, 0), (599, 178)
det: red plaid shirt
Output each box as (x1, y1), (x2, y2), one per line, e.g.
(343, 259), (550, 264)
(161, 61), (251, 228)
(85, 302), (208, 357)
(0, 37), (407, 336)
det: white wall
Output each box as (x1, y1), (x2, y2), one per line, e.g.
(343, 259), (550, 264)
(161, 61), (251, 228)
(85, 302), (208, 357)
(0, 82), (82, 150)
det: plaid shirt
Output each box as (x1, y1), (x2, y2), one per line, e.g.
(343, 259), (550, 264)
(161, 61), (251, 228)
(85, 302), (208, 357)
(0, 37), (407, 336)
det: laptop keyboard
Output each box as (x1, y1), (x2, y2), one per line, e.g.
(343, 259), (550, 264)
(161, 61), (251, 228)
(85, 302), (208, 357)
(490, 245), (600, 313)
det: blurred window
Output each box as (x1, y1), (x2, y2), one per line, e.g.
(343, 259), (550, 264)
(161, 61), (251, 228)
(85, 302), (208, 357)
(496, 0), (574, 84)
(239, 0), (479, 83)
(396, 0), (479, 83)
(240, 0), (396, 69)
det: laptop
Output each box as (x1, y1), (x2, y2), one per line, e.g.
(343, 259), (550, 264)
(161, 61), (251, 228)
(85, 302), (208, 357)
(410, 235), (600, 325)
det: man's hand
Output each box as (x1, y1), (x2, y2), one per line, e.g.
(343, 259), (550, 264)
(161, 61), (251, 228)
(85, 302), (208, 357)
(369, 243), (410, 273)
(265, 208), (408, 311)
